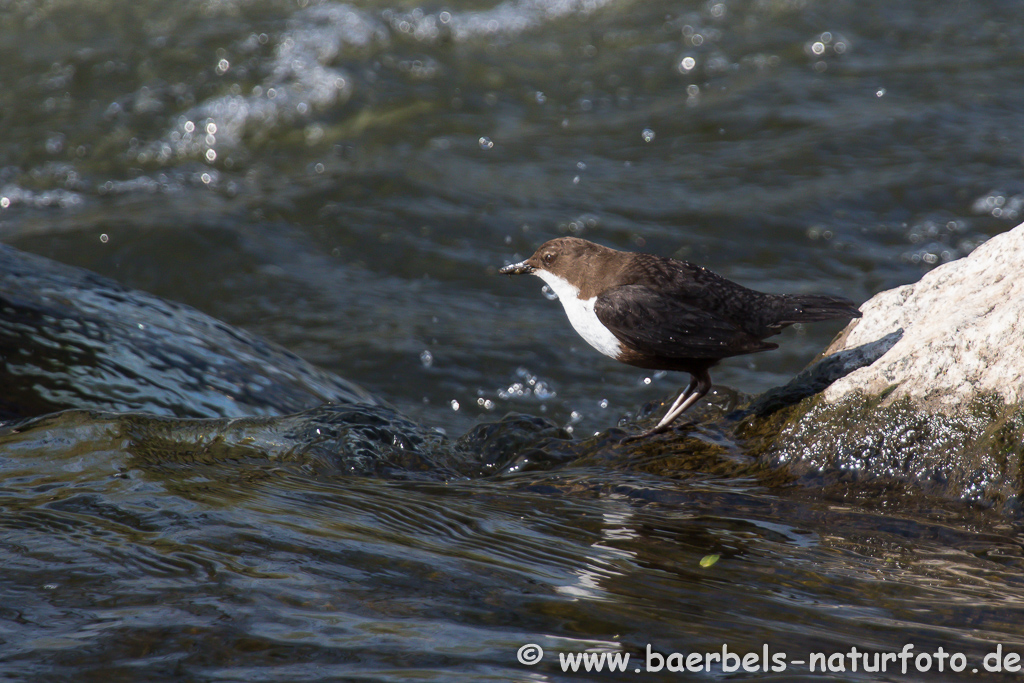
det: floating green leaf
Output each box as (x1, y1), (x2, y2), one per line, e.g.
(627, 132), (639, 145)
(700, 554), (720, 568)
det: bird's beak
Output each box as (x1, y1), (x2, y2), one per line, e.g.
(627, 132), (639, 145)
(499, 260), (534, 275)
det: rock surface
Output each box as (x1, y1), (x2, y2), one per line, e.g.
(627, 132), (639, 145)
(752, 222), (1024, 513)
(822, 221), (1024, 409)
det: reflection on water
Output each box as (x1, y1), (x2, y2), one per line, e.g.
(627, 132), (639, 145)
(4, 413), (1024, 681)
(2, 0), (1024, 679)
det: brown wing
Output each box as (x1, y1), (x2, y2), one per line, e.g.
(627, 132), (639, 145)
(594, 285), (777, 360)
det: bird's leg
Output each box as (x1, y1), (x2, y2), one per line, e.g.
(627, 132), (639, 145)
(658, 375), (699, 423)
(627, 370), (712, 440)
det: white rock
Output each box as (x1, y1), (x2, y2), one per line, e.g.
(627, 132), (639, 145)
(823, 221), (1024, 410)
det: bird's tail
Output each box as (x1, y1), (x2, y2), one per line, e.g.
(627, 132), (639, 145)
(774, 294), (862, 324)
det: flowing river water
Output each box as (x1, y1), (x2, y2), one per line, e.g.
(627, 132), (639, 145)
(2, 0), (1024, 680)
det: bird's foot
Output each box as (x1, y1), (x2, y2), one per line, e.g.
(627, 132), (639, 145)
(620, 432), (651, 444)
(621, 415), (707, 443)
(620, 423), (674, 443)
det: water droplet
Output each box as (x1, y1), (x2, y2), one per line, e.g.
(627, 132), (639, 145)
(679, 56), (696, 72)
(420, 350), (433, 367)
(641, 128), (655, 142)
(599, 399), (609, 409)
(541, 284), (558, 300)
(45, 134), (64, 155)
(876, 88), (886, 97)
(99, 233), (109, 243)
(478, 136), (494, 150)
(533, 381), (556, 400)
(450, 399), (460, 411)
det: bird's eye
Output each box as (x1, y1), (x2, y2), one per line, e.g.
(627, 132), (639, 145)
(543, 252), (555, 265)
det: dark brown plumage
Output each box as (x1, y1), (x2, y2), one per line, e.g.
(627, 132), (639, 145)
(500, 237), (861, 438)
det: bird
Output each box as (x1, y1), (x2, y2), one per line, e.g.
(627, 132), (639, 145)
(499, 236), (861, 438)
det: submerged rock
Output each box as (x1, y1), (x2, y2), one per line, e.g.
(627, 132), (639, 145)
(0, 404), (436, 481)
(749, 222), (1024, 513)
(0, 404), (579, 482)
(0, 244), (375, 420)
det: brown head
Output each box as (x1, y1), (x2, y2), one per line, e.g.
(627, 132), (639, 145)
(498, 237), (623, 298)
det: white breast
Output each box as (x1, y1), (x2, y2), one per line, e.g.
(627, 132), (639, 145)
(534, 270), (623, 359)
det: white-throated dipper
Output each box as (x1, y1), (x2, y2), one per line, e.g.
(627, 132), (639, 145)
(499, 237), (861, 438)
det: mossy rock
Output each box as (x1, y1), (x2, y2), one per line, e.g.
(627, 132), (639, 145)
(739, 391), (1024, 513)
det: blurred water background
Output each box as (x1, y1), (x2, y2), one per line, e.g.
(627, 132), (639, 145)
(2, 0), (1024, 680)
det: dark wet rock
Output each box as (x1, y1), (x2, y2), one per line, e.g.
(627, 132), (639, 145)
(454, 412), (575, 475)
(744, 328), (904, 417)
(752, 394), (1023, 512)
(2, 404), (457, 480)
(741, 222), (1024, 513)
(0, 244), (375, 420)
(0, 405), (587, 482)
(128, 402), (456, 477)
